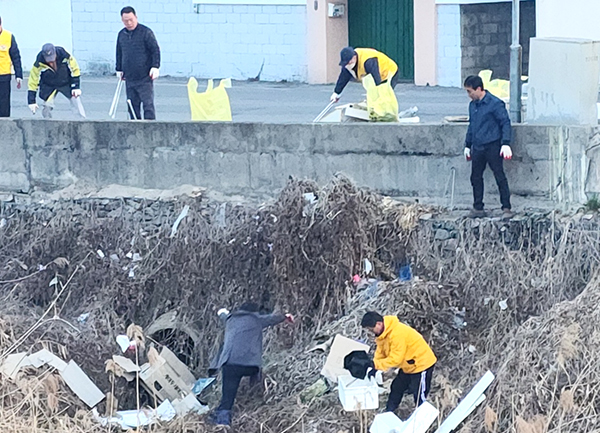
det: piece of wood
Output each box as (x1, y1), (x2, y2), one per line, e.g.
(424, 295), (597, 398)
(434, 371), (495, 433)
(59, 360), (105, 408)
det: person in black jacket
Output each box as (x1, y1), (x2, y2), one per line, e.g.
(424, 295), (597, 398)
(116, 6), (160, 120)
(27, 43), (84, 119)
(0, 17), (23, 117)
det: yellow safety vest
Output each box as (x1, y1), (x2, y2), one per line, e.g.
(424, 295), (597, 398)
(0, 30), (13, 75)
(355, 48), (398, 82)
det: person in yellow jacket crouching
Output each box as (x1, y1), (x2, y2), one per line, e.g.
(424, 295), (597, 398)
(361, 311), (437, 412)
(331, 47), (399, 103)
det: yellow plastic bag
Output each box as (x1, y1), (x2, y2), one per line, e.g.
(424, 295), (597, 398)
(478, 69), (509, 100)
(362, 74), (399, 122)
(187, 77), (232, 121)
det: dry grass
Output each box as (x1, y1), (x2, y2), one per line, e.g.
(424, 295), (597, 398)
(0, 176), (599, 432)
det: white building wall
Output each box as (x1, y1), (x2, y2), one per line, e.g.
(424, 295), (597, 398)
(537, 0), (600, 41)
(70, 0), (307, 82)
(0, 0), (73, 71)
(436, 4), (461, 87)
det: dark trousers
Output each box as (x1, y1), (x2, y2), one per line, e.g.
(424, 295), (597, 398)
(126, 79), (155, 120)
(217, 364), (260, 411)
(471, 142), (511, 210)
(0, 79), (11, 117)
(386, 364), (434, 412)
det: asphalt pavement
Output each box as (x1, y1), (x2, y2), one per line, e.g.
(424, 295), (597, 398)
(9, 75), (469, 123)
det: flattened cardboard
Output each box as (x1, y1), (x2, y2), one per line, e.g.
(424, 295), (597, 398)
(1, 353), (31, 380)
(321, 335), (370, 383)
(29, 349), (68, 371)
(139, 347), (195, 402)
(112, 355), (140, 373)
(59, 360), (105, 407)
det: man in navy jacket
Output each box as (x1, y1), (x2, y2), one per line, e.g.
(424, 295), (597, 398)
(463, 75), (514, 219)
(116, 6), (160, 120)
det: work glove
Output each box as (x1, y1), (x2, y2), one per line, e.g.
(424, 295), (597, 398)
(71, 89), (82, 98)
(500, 145), (512, 160)
(217, 308), (230, 316)
(464, 147), (471, 161)
(330, 92), (339, 103)
(16, 78), (22, 89)
(285, 313), (295, 324)
(149, 67), (160, 80)
(116, 71), (124, 80)
(29, 103), (38, 115)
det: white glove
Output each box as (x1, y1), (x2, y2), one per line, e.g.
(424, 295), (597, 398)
(217, 308), (230, 316)
(149, 67), (160, 80)
(330, 92), (339, 103)
(500, 145), (512, 160)
(16, 78), (22, 89)
(71, 89), (82, 98)
(116, 71), (124, 80)
(29, 103), (38, 114)
(464, 147), (471, 160)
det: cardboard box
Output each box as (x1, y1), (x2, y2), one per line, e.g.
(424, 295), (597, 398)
(321, 334), (369, 383)
(139, 347), (196, 402)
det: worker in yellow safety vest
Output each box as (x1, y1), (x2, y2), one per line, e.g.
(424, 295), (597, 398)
(0, 16), (23, 117)
(28, 43), (84, 119)
(331, 47), (399, 102)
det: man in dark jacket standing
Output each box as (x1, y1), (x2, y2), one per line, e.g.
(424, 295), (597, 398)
(463, 75), (514, 220)
(209, 302), (293, 427)
(116, 6), (160, 120)
(0, 17), (23, 117)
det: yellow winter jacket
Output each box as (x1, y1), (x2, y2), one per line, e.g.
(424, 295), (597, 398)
(373, 316), (437, 374)
(355, 48), (398, 82)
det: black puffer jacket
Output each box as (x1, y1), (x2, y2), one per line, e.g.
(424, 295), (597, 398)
(116, 23), (160, 82)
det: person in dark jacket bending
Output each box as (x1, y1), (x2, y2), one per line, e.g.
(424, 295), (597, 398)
(116, 6), (160, 120)
(463, 75), (514, 220)
(209, 302), (294, 427)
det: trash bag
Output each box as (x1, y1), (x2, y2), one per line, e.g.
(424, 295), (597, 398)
(187, 77), (232, 121)
(478, 69), (510, 100)
(362, 74), (399, 122)
(344, 350), (373, 379)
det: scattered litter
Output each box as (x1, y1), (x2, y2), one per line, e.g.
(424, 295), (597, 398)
(370, 412), (403, 433)
(170, 205), (190, 238)
(132, 252), (142, 262)
(0, 218), (6, 228)
(484, 297), (492, 306)
(128, 268), (135, 279)
(49, 276), (59, 287)
(112, 355), (140, 373)
(77, 312), (90, 323)
(110, 254), (120, 262)
(172, 392), (209, 416)
(299, 378), (329, 404)
(97, 249), (105, 259)
(139, 347), (196, 402)
(126, 252), (133, 259)
(395, 401), (439, 433)
(192, 377), (216, 395)
(352, 274), (361, 284)
(116, 335), (136, 353)
(306, 337), (333, 353)
(321, 335), (369, 383)
(364, 258), (373, 275)
(499, 299), (508, 311)
(93, 399), (176, 430)
(468, 345), (477, 354)
(60, 360), (105, 407)
(399, 263), (412, 282)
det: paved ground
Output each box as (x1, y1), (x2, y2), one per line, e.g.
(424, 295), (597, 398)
(9, 75), (469, 123)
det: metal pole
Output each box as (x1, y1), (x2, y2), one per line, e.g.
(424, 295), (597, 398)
(509, 0), (522, 123)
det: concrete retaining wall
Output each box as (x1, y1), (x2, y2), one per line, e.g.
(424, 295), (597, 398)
(0, 120), (597, 207)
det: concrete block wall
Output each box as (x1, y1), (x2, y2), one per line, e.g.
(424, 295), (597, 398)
(436, 4), (461, 88)
(460, 1), (535, 81)
(70, 0), (308, 81)
(0, 120), (596, 209)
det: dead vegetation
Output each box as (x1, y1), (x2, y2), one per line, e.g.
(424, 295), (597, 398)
(0, 175), (599, 432)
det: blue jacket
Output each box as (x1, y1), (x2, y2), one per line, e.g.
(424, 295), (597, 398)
(465, 91), (512, 149)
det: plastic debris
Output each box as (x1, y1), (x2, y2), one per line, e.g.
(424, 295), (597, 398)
(170, 205), (190, 238)
(499, 300), (508, 311)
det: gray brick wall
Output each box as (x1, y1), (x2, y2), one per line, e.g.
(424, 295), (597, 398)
(460, 1), (535, 81)
(71, 0), (307, 82)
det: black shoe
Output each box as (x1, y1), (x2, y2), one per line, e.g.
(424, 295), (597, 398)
(468, 208), (487, 218)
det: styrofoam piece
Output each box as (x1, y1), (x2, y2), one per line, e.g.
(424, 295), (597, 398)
(398, 401), (439, 433)
(338, 374), (379, 411)
(370, 412), (404, 433)
(434, 371), (495, 433)
(398, 116), (420, 124)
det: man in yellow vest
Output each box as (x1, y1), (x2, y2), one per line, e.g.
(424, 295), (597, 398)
(361, 311), (437, 413)
(0, 17), (23, 117)
(331, 47), (398, 103)
(28, 43), (84, 119)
